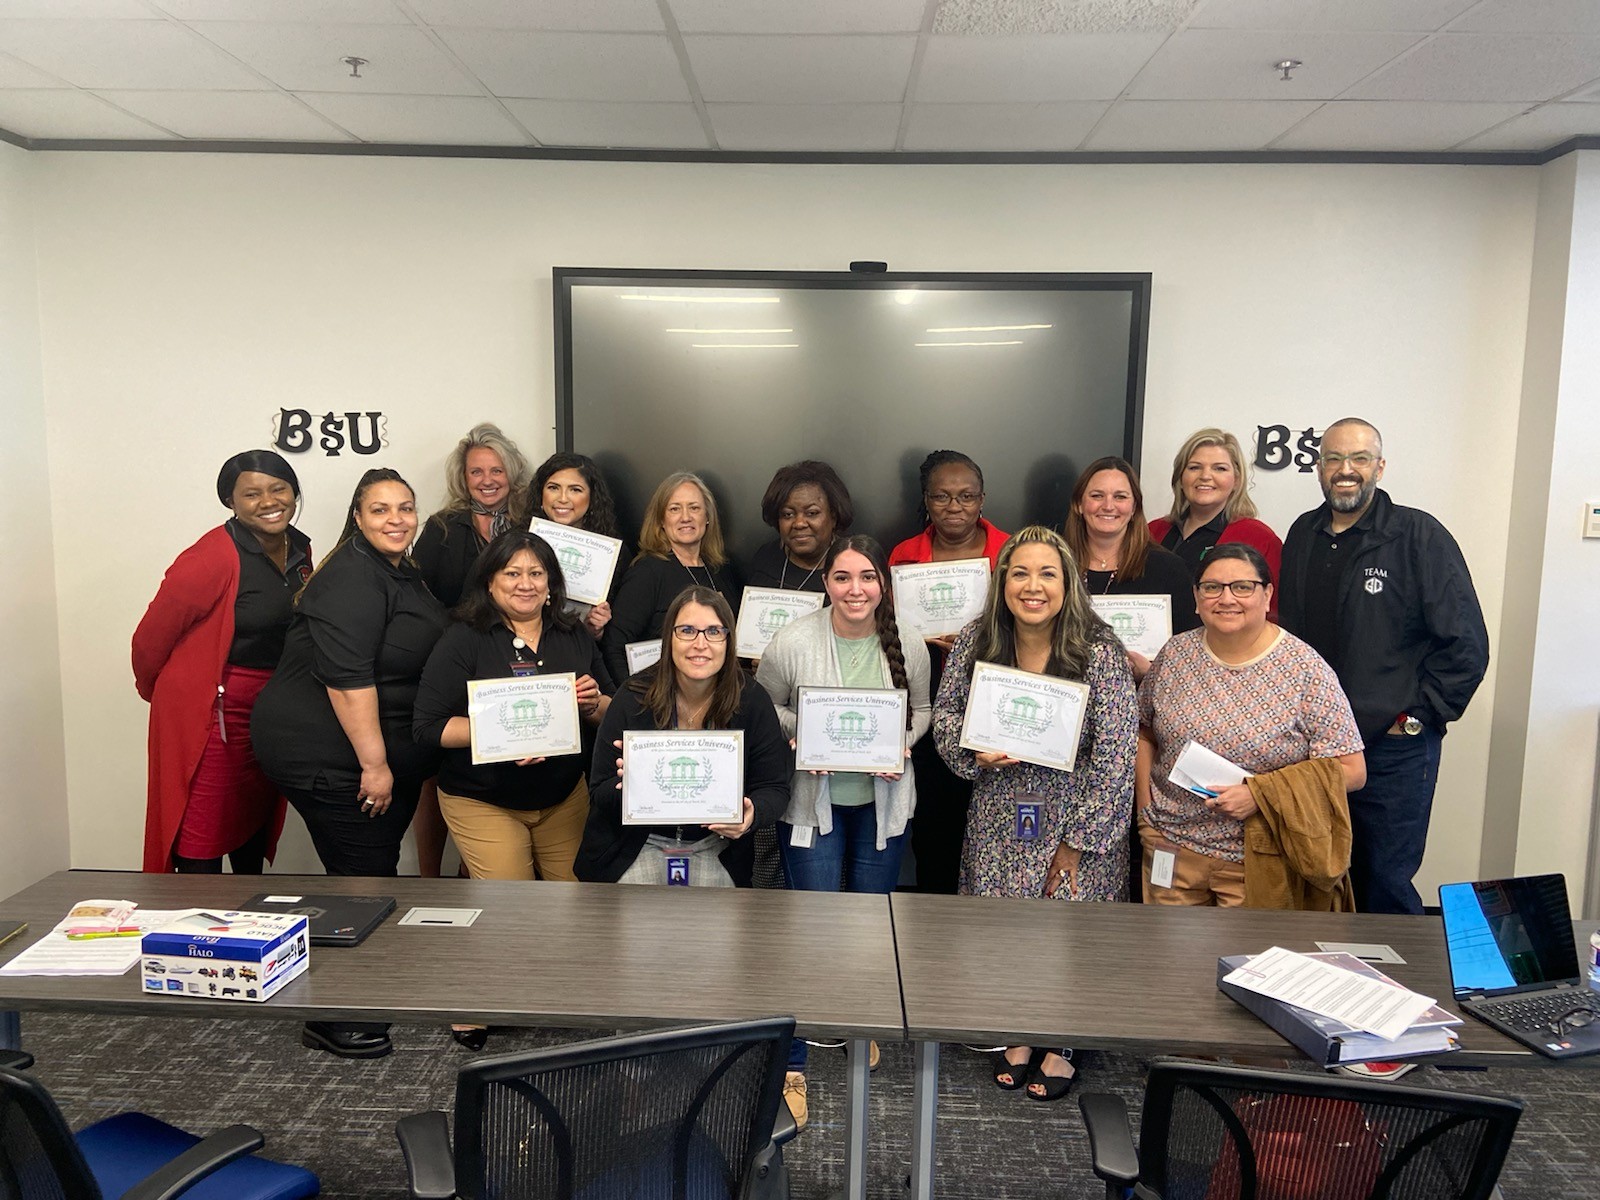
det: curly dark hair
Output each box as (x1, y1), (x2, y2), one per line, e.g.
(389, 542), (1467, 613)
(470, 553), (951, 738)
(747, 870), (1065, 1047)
(531, 452), (621, 539)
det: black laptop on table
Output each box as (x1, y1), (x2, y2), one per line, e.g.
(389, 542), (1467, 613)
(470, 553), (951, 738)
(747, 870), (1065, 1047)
(1440, 873), (1600, 1060)
(241, 893), (395, 947)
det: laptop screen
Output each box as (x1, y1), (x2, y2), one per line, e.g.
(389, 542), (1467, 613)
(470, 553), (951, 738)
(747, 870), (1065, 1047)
(1440, 874), (1579, 997)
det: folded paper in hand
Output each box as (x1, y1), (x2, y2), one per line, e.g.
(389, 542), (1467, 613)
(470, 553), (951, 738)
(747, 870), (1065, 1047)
(1170, 740), (1249, 796)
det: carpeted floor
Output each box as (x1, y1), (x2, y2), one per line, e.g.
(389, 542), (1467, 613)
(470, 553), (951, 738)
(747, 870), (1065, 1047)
(12, 1013), (1593, 1197)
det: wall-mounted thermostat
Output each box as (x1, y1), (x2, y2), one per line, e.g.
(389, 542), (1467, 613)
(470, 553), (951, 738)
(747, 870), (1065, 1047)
(1586, 502), (1600, 540)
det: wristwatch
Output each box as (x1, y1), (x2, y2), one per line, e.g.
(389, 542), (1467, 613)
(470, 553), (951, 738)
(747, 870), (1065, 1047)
(1398, 713), (1423, 736)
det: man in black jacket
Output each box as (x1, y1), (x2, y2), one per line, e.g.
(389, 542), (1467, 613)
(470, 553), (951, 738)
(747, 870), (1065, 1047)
(1279, 418), (1488, 914)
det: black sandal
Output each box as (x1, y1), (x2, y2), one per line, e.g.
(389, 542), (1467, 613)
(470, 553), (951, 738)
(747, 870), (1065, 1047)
(1027, 1050), (1076, 1102)
(991, 1047), (1039, 1091)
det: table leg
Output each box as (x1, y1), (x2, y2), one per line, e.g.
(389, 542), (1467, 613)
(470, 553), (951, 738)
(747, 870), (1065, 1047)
(842, 1037), (871, 1200)
(910, 1040), (939, 1199)
(0, 1010), (18, 1051)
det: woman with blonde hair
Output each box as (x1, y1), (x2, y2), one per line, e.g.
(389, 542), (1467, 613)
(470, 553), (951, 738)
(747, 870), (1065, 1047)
(602, 471), (740, 682)
(1148, 428), (1282, 617)
(933, 525), (1137, 1101)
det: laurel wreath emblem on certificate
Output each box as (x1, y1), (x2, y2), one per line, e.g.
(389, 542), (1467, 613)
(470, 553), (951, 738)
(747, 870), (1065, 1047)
(653, 754), (714, 800)
(497, 697), (552, 738)
(757, 605), (798, 638)
(994, 691), (1054, 736)
(824, 708), (880, 750)
(918, 578), (969, 618)
(555, 543), (594, 580)
(1103, 608), (1149, 642)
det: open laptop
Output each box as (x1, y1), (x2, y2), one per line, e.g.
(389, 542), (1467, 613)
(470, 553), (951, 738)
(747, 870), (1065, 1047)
(241, 893), (395, 948)
(1439, 874), (1600, 1059)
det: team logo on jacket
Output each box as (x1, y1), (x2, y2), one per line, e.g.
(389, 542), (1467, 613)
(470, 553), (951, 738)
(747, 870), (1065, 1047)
(1364, 577), (1384, 595)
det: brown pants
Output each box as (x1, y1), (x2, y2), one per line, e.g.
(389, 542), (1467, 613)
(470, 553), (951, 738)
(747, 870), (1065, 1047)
(1138, 818), (1245, 907)
(437, 778), (589, 881)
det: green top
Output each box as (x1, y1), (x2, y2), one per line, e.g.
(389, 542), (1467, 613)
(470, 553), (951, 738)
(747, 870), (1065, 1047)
(829, 633), (883, 808)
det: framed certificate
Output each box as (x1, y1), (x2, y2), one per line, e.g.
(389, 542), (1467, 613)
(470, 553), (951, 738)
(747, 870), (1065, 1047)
(467, 673), (582, 765)
(958, 661), (1091, 773)
(1089, 594), (1173, 659)
(624, 639), (662, 675)
(621, 731), (745, 826)
(794, 687), (908, 773)
(529, 517), (624, 607)
(735, 587), (825, 658)
(890, 558), (991, 639)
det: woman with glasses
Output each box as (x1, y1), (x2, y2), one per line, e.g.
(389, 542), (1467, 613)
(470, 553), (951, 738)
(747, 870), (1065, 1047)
(888, 450), (1009, 895)
(932, 526), (1138, 1101)
(1148, 428), (1282, 619)
(575, 585), (789, 888)
(603, 471), (740, 683)
(1137, 544), (1365, 908)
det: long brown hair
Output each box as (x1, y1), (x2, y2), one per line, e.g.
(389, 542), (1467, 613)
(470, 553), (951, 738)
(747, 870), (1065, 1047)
(967, 526), (1109, 682)
(1163, 428), (1259, 525)
(634, 471), (727, 568)
(824, 536), (913, 730)
(636, 586), (745, 730)
(1063, 456), (1154, 582)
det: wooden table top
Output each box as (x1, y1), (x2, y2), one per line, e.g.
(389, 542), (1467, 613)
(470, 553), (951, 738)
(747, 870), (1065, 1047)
(890, 893), (1544, 1066)
(0, 871), (904, 1040)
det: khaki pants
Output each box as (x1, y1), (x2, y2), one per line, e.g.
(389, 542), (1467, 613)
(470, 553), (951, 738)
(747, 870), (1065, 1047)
(437, 778), (589, 881)
(1138, 818), (1245, 907)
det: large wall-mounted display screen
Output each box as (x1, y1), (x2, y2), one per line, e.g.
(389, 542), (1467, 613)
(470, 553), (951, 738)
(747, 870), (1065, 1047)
(556, 270), (1150, 564)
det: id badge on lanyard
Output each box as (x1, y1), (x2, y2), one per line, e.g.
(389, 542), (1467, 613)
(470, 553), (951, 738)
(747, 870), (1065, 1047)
(665, 855), (691, 886)
(1015, 802), (1041, 842)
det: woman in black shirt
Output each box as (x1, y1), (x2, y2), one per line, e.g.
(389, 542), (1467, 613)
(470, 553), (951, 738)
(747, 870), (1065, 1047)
(745, 460), (852, 594)
(530, 451), (627, 639)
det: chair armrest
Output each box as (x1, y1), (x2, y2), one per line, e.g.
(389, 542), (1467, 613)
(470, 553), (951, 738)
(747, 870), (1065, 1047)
(770, 1102), (799, 1147)
(0, 1050), (34, 1070)
(1079, 1092), (1140, 1185)
(120, 1124), (265, 1200)
(396, 1110), (457, 1200)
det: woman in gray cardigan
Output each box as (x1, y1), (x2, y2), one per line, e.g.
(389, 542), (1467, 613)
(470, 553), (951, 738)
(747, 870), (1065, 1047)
(755, 534), (931, 1111)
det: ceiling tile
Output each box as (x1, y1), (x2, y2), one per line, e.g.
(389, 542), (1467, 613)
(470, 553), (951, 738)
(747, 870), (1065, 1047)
(901, 101), (1108, 149)
(407, 0), (663, 33)
(501, 98), (706, 146)
(0, 48), (66, 85)
(916, 33), (1168, 102)
(437, 29), (689, 100)
(0, 17), (264, 88)
(151, 0), (406, 21)
(297, 92), (529, 143)
(0, 0), (148, 15)
(191, 21), (478, 94)
(706, 101), (901, 150)
(1347, 33), (1600, 102)
(684, 34), (916, 103)
(1125, 28), (1424, 99)
(1083, 98), (1320, 149)
(95, 88), (354, 139)
(1450, 0), (1600, 35)
(1454, 100), (1600, 149)
(932, 0), (1197, 34)
(671, 0), (927, 35)
(0, 87), (174, 136)
(1271, 100), (1530, 150)
(1191, 0), (1475, 32)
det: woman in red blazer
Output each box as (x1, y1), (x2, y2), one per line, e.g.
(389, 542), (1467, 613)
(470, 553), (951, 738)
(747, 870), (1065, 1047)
(133, 451), (311, 873)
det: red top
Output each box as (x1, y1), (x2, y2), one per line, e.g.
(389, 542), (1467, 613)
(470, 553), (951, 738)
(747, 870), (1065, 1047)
(1148, 514), (1283, 621)
(888, 518), (1011, 569)
(132, 525), (288, 872)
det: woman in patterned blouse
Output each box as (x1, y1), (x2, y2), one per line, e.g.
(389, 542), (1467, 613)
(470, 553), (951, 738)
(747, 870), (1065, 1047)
(933, 525), (1138, 1102)
(1136, 543), (1365, 908)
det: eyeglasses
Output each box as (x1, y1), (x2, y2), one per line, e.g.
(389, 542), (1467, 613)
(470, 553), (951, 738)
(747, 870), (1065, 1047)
(1550, 1007), (1598, 1037)
(1196, 579), (1269, 599)
(672, 624), (729, 643)
(926, 491), (982, 508)
(1318, 452), (1379, 469)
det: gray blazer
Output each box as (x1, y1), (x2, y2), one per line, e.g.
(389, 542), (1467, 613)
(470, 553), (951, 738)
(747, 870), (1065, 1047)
(755, 607), (932, 848)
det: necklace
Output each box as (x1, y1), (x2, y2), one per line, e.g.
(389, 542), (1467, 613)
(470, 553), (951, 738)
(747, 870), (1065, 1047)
(678, 555), (712, 590)
(1084, 568), (1118, 595)
(779, 553), (822, 592)
(836, 632), (877, 671)
(507, 621), (542, 663)
(676, 693), (712, 729)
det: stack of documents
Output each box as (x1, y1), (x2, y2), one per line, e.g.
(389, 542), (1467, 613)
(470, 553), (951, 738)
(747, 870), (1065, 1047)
(1219, 948), (1462, 1066)
(0, 900), (188, 978)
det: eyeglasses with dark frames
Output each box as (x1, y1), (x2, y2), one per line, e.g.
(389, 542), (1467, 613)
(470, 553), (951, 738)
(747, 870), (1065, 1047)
(672, 624), (729, 644)
(1196, 579), (1269, 599)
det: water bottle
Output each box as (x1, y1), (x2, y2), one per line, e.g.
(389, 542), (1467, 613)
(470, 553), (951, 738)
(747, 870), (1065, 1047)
(1590, 929), (1600, 993)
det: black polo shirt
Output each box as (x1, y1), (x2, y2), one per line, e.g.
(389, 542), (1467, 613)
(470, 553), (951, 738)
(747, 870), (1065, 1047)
(1158, 510), (1229, 576)
(226, 519), (312, 669)
(1298, 508), (1374, 676)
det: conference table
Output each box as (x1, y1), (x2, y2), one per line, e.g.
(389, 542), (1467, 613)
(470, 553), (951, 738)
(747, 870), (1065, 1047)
(0, 871), (902, 1200)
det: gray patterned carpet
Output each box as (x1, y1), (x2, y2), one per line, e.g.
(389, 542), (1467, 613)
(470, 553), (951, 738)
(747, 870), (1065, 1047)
(12, 1014), (1593, 1198)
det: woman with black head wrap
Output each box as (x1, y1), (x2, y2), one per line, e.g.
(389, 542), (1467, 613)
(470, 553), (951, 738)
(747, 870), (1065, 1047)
(133, 450), (312, 874)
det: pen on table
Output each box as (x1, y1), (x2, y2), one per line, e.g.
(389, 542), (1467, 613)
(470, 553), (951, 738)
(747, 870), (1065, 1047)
(66, 927), (143, 940)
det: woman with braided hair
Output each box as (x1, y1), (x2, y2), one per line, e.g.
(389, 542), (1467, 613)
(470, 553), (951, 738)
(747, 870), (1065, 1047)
(755, 534), (931, 1126)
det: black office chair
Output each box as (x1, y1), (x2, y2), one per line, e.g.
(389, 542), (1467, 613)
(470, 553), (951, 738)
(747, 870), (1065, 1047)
(0, 1059), (319, 1200)
(396, 1017), (799, 1200)
(1079, 1059), (1522, 1200)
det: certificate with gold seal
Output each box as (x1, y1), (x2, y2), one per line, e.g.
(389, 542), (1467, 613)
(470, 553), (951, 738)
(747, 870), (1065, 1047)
(890, 558), (990, 639)
(621, 731), (745, 826)
(467, 674), (582, 765)
(957, 661), (1090, 773)
(529, 517), (623, 607)
(1089, 594), (1172, 659)
(793, 687), (908, 774)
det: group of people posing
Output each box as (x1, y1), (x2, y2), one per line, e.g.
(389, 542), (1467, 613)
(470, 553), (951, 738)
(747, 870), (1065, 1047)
(133, 418), (1489, 1114)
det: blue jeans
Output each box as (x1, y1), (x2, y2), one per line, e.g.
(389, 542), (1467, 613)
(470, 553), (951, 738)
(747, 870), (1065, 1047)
(1346, 727), (1442, 915)
(780, 807), (907, 1069)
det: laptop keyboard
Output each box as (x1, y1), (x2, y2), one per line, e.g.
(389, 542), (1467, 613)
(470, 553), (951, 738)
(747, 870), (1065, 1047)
(1480, 990), (1600, 1033)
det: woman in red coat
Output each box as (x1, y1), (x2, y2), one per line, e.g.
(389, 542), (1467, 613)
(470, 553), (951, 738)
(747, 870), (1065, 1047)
(133, 451), (311, 873)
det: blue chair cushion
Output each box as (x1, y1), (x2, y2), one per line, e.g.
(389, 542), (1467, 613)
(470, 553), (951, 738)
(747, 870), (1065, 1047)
(75, 1112), (318, 1200)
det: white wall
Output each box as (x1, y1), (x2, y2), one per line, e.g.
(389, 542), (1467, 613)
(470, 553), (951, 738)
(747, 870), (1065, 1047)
(0, 139), (69, 896)
(26, 153), (1538, 886)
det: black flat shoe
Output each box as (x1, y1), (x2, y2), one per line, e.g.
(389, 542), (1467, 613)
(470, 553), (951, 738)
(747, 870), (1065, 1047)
(301, 1021), (393, 1059)
(451, 1027), (489, 1052)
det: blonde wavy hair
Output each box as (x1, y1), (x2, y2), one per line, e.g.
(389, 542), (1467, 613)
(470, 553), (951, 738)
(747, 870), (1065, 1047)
(1163, 427), (1259, 526)
(635, 471), (727, 568)
(437, 422), (533, 524)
